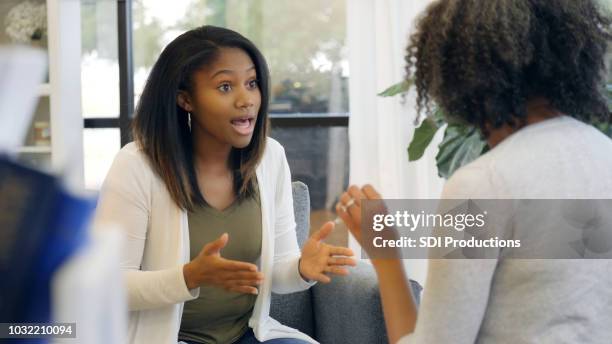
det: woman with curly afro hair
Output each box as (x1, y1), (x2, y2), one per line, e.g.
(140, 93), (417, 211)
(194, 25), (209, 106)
(336, 1), (612, 343)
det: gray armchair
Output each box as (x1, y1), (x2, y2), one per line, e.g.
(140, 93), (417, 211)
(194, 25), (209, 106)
(270, 182), (423, 344)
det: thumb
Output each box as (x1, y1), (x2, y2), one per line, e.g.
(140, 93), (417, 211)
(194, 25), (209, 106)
(311, 222), (334, 242)
(202, 233), (229, 256)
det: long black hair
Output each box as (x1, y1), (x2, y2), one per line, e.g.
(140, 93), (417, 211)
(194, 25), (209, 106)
(132, 25), (270, 211)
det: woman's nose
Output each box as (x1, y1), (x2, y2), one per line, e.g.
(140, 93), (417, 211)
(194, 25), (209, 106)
(236, 88), (254, 109)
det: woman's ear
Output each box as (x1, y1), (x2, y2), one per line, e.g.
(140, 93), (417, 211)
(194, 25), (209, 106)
(177, 90), (193, 112)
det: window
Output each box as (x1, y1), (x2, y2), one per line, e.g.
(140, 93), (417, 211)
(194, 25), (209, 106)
(83, 128), (120, 190)
(81, 0), (121, 190)
(132, 0), (349, 114)
(81, 0), (119, 119)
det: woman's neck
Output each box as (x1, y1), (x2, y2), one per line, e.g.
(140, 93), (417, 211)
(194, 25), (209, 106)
(486, 98), (562, 148)
(192, 131), (232, 174)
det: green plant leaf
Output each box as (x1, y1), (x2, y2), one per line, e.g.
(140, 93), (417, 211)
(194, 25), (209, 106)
(407, 107), (447, 161)
(378, 80), (412, 97)
(436, 125), (488, 179)
(431, 107), (446, 125)
(593, 120), (612, 138)
(408, 117), (441, 161)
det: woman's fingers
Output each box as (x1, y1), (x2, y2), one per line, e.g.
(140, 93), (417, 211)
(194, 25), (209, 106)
(226, 279), (262, 287)
(328, 256), (357, 266)
(202, 233), (229, 256)
(336, 184), (384, 246)
(312, 273), (332, 284)
(347, 185), (364, 206)
(306, 267), (349, 283)
(310, 221), (334, 241)
(362, 184), (381, 199)
(329, 246), (354, 257)
(338, 191), (362, 242)
(336, 202), (358, 231)
(220, 274), (264, 294)
(227, 285), (259, 295)
(190, 249), (261, 289)
(340, 191), (361, 220)
(221, 270), (264, 281)
(335, 201), (362, 244)
(324, 266), (349, 276)
(219, 258), (258, 272)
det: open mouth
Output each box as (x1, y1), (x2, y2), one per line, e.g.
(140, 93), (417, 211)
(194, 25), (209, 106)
(230, 116), (255, 135)
(231, 117), (253, 128)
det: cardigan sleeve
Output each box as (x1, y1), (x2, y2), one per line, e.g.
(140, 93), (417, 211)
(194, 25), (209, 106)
(93, 145), (198, 310)
(269, 142), (316, 294)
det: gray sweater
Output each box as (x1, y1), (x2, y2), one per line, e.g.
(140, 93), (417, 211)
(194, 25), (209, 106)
(400, 116), (612, 343)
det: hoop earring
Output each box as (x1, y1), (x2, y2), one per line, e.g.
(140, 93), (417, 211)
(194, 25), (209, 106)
(187, 112), (192, 132)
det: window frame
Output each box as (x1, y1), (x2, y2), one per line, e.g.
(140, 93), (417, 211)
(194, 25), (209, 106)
(83, 0), (349, 144)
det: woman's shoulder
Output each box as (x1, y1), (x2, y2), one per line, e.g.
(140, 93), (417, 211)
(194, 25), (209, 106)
(107, 141), (155, 181)
(256, 138), (291, 183)
(261, 137), (287, 163)
(264, 137), (284, 153)
(118, 141), (144, 158)
(114, 142), (149, 164)
(442, 159), (497, 199)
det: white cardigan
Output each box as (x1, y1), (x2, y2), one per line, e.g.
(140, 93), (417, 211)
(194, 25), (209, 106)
(94, 138), (318, 344)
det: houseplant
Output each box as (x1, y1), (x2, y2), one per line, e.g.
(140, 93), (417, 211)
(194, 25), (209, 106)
(379, 81), (612, 179)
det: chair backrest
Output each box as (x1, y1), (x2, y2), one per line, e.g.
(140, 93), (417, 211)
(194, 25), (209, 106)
(291, 181), (310, 248)
(270, 181), (315, 338)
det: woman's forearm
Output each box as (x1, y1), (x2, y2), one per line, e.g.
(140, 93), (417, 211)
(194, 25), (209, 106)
(373, 259), (418, 344)
(125, 267), (199, 310)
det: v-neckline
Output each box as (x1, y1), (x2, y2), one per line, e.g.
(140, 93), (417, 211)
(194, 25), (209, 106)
(200, 198), (241, 218)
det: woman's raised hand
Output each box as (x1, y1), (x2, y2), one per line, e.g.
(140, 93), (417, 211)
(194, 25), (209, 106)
(335, 184), (382, 253)
(183, 233), (263, 295)
(298, 222), (356, 283)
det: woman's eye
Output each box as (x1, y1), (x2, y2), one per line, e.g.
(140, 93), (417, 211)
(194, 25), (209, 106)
(217, 84), (232, 92)
(248, 79), (259, 89)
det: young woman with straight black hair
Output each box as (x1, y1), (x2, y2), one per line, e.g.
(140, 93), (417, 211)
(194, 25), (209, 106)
(95, 25), (355, 344)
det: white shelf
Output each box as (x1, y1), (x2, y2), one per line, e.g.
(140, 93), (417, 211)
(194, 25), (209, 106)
(2, 0), (83, 186)
(46, 0), (84, 188)
(38, 83), (51, 96)
(17, 145), (52, 153)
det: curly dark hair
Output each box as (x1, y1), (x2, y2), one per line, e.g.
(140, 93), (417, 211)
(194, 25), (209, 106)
(405, 0), (612, 135)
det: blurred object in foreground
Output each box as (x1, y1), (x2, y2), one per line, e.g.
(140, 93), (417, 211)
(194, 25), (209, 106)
(0, 44), (125, 343)
(52, 228), (126, 344)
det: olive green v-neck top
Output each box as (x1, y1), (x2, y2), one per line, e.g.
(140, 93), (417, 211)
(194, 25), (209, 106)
(179, 190), (262, 344)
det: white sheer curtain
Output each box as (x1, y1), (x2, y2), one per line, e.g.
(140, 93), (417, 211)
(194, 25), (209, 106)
(346, 0), (442, 285)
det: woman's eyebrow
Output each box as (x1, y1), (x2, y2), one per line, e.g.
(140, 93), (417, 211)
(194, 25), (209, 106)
(211, 66), (256, 78)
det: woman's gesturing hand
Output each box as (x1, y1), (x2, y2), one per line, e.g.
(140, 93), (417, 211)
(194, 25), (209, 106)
(183, 233), (263, 295)
(335, 184), (399, 265)
(298, 222), (356, 283)
(335, 184), (381, 250)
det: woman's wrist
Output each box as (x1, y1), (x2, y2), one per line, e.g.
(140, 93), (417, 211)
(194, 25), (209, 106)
(183, 262), (198, 290)
(372, 258), (404, 276)
(298, 258), (310, 282)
